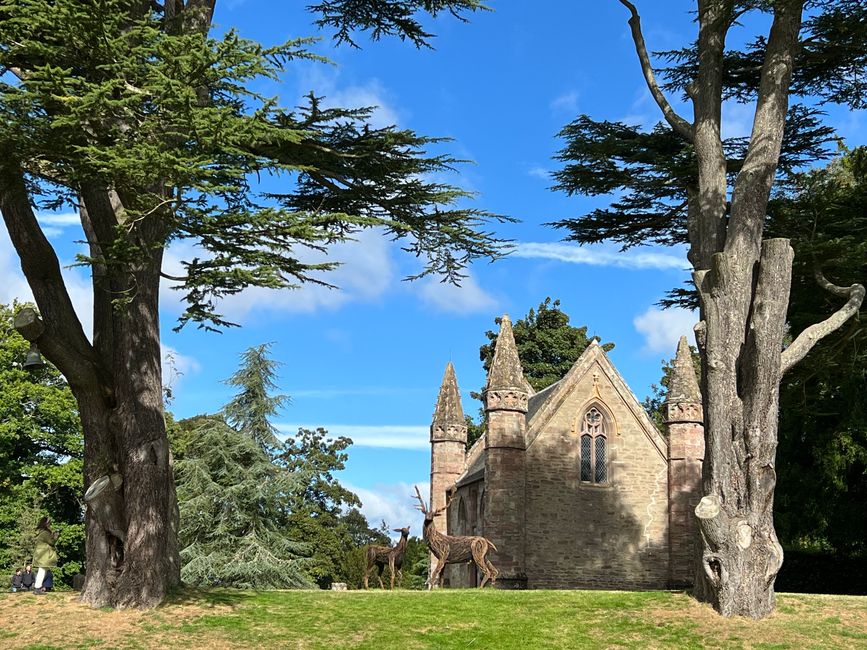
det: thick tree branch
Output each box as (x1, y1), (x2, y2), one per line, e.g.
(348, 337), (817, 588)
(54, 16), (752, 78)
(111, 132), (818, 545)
(726, 0), (805, 260)
(688, 0), (734, 271)
(0, 170), (105, 391)
(780, 270), (865, 375)
(618, 0), (694, 142)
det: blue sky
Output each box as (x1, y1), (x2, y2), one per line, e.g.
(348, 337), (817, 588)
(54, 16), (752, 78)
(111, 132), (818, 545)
(1, 1), (863, 533)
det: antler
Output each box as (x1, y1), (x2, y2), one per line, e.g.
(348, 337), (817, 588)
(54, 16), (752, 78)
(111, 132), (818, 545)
(432, 491), (455, 518)
(413, 485), (428, 514)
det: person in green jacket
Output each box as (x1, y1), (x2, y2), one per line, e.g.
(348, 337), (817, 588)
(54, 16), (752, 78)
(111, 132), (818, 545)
(32, 517), (58, 594)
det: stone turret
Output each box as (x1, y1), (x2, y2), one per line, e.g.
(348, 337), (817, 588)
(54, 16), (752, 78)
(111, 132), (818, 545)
(430, 361), (467, 547)
(665, 335), (704, 587)
(484, 314), (528, 587)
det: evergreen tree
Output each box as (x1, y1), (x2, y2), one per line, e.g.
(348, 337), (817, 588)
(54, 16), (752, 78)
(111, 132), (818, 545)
(175, 416), (311, 589)
(0, 302), (84, 585)
(278, 427), (361, 587)
(769, 148), (867, 557)
(0, 0), (504, 607)
(467, 298), (613, 447)
(552, 1), (865, 617)
(223, 344), (288, 452)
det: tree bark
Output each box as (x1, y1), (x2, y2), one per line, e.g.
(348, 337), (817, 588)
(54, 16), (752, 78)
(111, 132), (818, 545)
(1, 168), (180, 608)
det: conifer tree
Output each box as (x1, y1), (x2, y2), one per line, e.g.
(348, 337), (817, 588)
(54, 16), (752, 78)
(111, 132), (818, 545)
(0, 0), (503, 607)
(553, 1), (865, 617)
(223, 344), (287, 453)
(175, 416), (311, 589)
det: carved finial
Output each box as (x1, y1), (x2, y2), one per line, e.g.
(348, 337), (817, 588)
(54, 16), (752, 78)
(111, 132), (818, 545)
(667, 336), (701, 404)
(487, 314), (526, 391)
(433, 361), (465, 425)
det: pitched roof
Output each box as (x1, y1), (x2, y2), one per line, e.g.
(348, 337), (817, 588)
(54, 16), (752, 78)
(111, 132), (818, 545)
(525, 341), (667, 461)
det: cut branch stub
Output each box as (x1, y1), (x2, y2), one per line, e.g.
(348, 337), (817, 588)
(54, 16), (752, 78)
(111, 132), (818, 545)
(13, 307), (45, 342)
(84, 474), (126, 542)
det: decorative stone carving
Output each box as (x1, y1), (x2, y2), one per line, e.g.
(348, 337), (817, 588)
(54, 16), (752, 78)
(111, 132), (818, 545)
(430, 423), (469, 443)
(485, 389), (528, 413)
(664, 401), (704, 424)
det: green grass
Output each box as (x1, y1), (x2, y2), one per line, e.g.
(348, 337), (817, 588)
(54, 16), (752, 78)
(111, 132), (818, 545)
(1, 589), (865, 649)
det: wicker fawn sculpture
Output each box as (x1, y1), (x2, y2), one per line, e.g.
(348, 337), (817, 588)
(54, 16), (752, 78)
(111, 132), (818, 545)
(413, 485), (499, 589)
(364, 526), (410, 590)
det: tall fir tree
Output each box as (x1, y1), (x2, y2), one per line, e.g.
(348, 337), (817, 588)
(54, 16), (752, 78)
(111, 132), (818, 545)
(175, 416), (311, 589)
(223, 344), (287, 453)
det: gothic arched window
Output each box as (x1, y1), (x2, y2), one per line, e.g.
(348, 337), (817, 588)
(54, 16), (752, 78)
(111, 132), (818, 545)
(580, 405), (608, 484)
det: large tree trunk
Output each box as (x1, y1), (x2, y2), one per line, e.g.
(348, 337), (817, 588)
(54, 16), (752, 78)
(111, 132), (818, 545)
(2, 170), (180, 608)
(78, 258), (180, 608)
(692, 239), (792, 618)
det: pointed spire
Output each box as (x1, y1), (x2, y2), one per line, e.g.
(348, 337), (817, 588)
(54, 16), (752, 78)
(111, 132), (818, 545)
(487, 314), (526, 391)
(667, 336), (701, 404)
(433, 361), (465, 425)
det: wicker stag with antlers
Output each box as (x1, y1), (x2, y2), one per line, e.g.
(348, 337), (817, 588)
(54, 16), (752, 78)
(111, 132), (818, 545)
(363, 526), (410, 590)
(413, 485), (499, 589)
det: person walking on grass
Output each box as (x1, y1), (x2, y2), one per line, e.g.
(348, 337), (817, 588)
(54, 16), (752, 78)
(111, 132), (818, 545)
(32, 517), (58, 595)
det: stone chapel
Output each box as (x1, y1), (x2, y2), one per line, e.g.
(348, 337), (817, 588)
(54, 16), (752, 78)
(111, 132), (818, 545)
(428, 314), (704, 589)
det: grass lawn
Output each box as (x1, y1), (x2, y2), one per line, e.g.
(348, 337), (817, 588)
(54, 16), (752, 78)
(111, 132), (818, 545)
(0, 588), (865, 649)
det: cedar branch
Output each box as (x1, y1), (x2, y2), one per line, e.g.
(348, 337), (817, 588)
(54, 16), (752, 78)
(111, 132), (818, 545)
(617, 0), (694, 142)
(780, 269), (865, 375)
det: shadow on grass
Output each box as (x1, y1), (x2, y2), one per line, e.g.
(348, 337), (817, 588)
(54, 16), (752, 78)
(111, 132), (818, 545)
(163, 585), (257, 608)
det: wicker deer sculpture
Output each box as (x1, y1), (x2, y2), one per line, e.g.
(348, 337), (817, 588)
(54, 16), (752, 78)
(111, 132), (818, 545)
(363, 526), (410, 589)
(413, 485), (499, 589)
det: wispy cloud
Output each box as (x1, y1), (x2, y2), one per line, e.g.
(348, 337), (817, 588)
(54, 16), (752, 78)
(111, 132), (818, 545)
(161, 343), (201, 392)
(633, 306), (697, 355)
(0, 226), (94, 338)
(514, 242), (687, 271)
(527, 166), (551, 181)
(277, 423), (429, 450)
(550, 89), (579, 113)
(415, 273), (498, 314)
(36, 212), (80, 227)
(287, 387), (429, 399)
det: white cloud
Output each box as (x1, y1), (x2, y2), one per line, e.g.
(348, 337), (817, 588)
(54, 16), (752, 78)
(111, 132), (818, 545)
(527, 166), (551, 180)
(514, 242), (687, 271)
(320, 79), (401, 130)
(36, 212), (80, 227)
(0, 225), (94, 338)
(161, 343), (200, 391)
(294, 64), (402, 130)
(633, 306), (697, 355)
(550, 90), (579, 113)
(160, 229), (396, 323)
(415, 273), (497, 314)
(344, 481), (429, 537)
(277, 423), (429, 450)
(0, 227), (35, 306)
